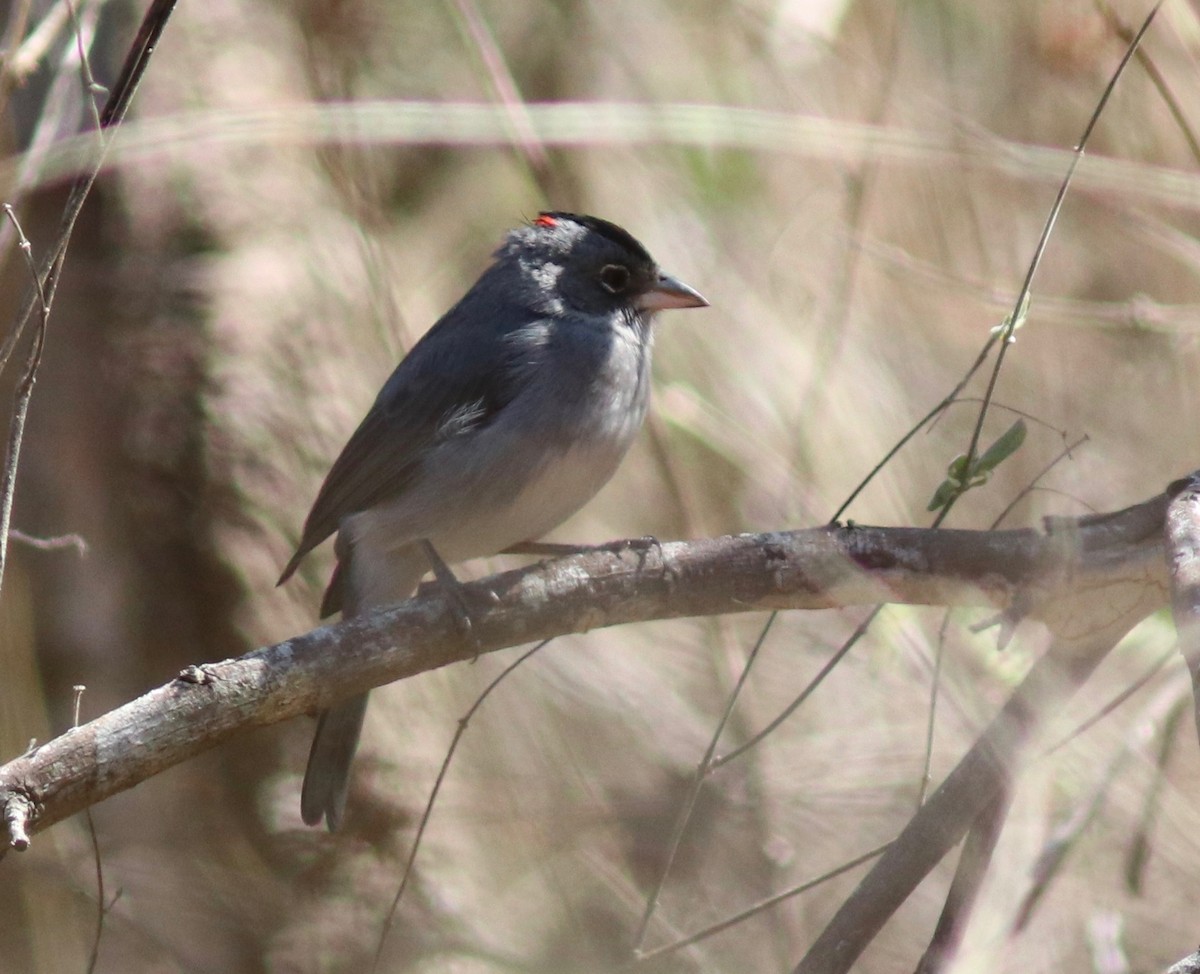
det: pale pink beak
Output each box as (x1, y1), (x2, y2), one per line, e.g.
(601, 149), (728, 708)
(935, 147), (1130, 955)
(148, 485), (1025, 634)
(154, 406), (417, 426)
(636, 273), (708, 313)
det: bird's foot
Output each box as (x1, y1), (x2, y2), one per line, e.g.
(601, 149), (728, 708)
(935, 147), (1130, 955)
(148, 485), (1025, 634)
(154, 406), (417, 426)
(420, 541), (487, 659)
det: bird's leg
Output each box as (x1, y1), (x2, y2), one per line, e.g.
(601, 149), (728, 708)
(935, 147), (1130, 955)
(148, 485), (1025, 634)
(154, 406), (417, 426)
(609, 535), (665, 575)
(419, 541), (484, 654)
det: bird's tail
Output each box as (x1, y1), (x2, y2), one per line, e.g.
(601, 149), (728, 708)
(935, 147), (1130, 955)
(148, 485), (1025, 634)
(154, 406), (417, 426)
(301, 694), (369, 831)
(300, 543), (431, 831)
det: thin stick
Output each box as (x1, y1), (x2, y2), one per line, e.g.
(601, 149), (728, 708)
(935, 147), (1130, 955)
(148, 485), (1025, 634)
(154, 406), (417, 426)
(831, 334), (999, 523)
(711, 608), (878, 771)
(1044, 645), (1175, 754)
(1094, 0), (1200, 166)
(0, 207), (49, 598)
(0, 0), (178, 598)
(629, 842), (891, 967)
(917, 435), (1088, 806)
(8, 529), (87, 554)
(0, 0), (179, 374)
(63, 0), (104, 130)
(450, 0), (553, 197)
(371, 639), (552, 974)
(632, 614), (776, 953)
(73, 684), (108, 974)
(958, 2), (1163, 486)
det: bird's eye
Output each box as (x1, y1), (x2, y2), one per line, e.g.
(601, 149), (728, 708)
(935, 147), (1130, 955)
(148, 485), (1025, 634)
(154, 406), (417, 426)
(599, 264), (631, 294)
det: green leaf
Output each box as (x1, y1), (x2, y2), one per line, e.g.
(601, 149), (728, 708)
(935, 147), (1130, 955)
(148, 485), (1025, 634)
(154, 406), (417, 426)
(926, 479), (957, 512)
(975, 419), (1027, 475)
(927, 420), (1027, 512)
(946, 453), (971, 484)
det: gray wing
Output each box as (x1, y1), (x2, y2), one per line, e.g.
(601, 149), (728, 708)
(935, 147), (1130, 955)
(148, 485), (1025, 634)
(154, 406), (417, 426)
(278, 278), (536, 587)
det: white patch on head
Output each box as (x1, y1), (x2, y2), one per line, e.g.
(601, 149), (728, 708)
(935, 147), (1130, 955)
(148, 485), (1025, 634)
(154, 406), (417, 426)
(527, 259), (565, 315)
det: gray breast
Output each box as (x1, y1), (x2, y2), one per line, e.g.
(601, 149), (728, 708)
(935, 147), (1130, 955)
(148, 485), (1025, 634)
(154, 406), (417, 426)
(350, 315), (653, 565)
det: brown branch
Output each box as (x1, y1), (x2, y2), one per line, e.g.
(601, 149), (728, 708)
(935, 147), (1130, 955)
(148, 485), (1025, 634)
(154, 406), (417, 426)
(913, 786), (1011, 974)
(790, 489), (1170, 974)
(792, 636), (1144, 974)
(0, 491), (1170, 853)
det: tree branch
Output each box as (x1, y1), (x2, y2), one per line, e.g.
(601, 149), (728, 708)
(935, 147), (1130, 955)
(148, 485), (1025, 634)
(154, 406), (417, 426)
(790, 490), (1171, 974)
(1164, 473), (1200, 745)
(0, 490), (1170, 852)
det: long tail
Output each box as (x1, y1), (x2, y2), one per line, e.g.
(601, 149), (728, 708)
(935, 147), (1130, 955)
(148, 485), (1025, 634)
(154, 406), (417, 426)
(299, 542), (430, 831)
(301, 694), (369, 830)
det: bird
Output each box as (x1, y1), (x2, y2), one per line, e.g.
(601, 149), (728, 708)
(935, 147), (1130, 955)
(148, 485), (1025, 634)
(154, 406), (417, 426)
(278, 212), (708, 831)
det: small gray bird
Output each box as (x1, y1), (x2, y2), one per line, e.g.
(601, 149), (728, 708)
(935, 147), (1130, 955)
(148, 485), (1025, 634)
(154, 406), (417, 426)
(278, 212), (707, 831)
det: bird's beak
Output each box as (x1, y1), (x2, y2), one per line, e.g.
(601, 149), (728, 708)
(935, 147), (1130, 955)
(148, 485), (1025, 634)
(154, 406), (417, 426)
(636, 273), (709, 313)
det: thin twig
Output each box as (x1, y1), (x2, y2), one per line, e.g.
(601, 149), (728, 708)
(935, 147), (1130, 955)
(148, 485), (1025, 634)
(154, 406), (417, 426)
(632, 614), (776, 954)
(991, 436), (1089, 528)
(0, 0), (179, 375)
(1094, 0), (1200, 166)
(918, 610), (952, 809)
(0, 206), (50, 599)
(63, 0), (106, 130)
(450, 0), (553, 196)
(371, 639), (552, 974)
(958, 2), (1163, 487)
(73, 684), (107, 974)
(628, 842), (891, 967)
(8, 529), (88, 554)
(0, 0), (179, 598)
(1044, 645), (1175, 754)
(831, 334), (999, 523)
(711, 608), (879, 771)
(914, 787), (1011, 973)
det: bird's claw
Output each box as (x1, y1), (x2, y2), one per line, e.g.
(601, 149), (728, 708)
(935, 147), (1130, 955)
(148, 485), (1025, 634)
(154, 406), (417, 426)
(420, 540), (485, 658)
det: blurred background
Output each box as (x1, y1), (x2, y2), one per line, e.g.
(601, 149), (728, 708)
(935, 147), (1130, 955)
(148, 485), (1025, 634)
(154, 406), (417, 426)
(3, 0), (1200, 971)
